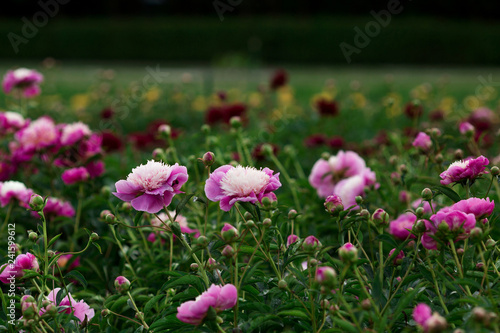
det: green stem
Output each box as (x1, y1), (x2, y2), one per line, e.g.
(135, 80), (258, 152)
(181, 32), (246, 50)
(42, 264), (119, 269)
(71, 183), (84, 252)
(449, 239), (472, 296)
(354, 266), (381, 316)
(426, 257), (450, 314)
(0, 202), (13, 233)
(110, 226), (139, 282)
(268, 151), (302, 211)
(233, 254), (239, 329)
(484, 174), (495, 199)
(308, 257), (317, 332)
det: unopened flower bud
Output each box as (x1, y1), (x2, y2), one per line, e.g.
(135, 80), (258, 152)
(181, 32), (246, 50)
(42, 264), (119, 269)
(472, 307), (488, 323)
(114, 276), (131, 293)
(454, 149), (464, 160)
(47, 250), (55, 257)
(308, 258), (318, 267)
(152, 148), (165, 159)
(315, 266), (337, 288)
(100, 186), (111, 198)
(399, 164), (407, 174)
(302, 236), (321, 253)
(426, 312), (447, 333)
(355, 196), (363, 205)
(230, 116), (242, 128)
(29, 194), (44, 211)
(491, 166), (500, 177)
(414, 219), (427, 233)
(262, 218), (272, 228)
(361, 299), (371, 310)
(321, 299), (330, 309)
(339, 242), (358, 263)
(372, 208), (389, 225)
(202, 152), (215, 167)
(158, 124), (171, 136)
(421, 188), (433, 201)
(221, 223), (239, 242)
(389, 248), (405, 266)
(476, 262), (484, 270)
(456, 248), (464, 256)
(221, 245), (235, 258)
(389, 155), (398, 165)
(391, 172), (401, 185)
(261, 144), (274, 157)
(329, 305), (339, 313)
(438, 221), (450, 233)
(206, 258), (218, 270)
(435, 153), (443, 164)
(261, 196), (274, 209)
(201, 124), (211, 135)
(28, 231), (38, 242)
(90, 232), (99, 242)
(324, 195), (343, 215)
(101, 309), (111, 317)
(359, 209), (370, 219)
(105, 213), (117, 225)
(321, 152), (330, 160)
(245, 220), (255, 228)
(415, 207), (425, 218)
(287, 234), (299, 247)
(278, 279), (288, 289)
(243, 212), (253, 220)
(190, 263), (199, 271)
(485, 239), (496, 249)
(196, 236), (208, 248)
(121, 202), (132, 213)
(288, 209), (298, 220)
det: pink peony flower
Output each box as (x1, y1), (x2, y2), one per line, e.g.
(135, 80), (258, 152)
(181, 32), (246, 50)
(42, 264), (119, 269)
(62, 167), (90, 185)
(388, 248), (405, 265)
(147, 211), (199, 243)
(30, 196), (75, 219)
(413, 303), (447, 332)
(2, 68), (44, 98)
(324, 194), (344, 213)
(177, 284), (237, 325)
(413, 303), (432, 327)
(389, 212), (417, 240)
(421, 208), (476, 250)
(85, 160), (105, 178)
(0, 181), (33, 208)
(114, 160), (188, 214)
(450, 197), (494, 220)
(0, 111), (26, 132)
(0, 253), (39, 283)
(40, 288), (95, 323)
(205, 165), (281, 212)
(459, 121), (475, 135)
(60, 122), (92, 146)
(15, 116), (58, 152)
(439, 155), (489, 185)
(412, 132), (432, 151)
(309, 150), (376, 208)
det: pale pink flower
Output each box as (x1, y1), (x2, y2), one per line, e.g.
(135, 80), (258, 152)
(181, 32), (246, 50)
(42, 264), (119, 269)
(0, 180), (33, 208)
(114, 160), (188, 214)
(413, 303), (432, 327)
(60, 122), (92, 146)
(2, 68), (43, 98)
(15, 116), (58, 151)
(40, 288), (95, 323)
(177, 284), (237, 325)
(459, 121), (475, 135)
(61, 167), (89, 185)
(412, 132), (432, 151)
(389, 212), (417, 240)
(440, 156), (489, 185)
(0, 253), (39, 283)
(309, 150), (376, 207)
(205, 165), (281, 212)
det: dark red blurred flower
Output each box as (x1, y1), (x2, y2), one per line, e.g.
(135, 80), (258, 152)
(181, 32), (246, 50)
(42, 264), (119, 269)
(270, 69), (288, 90)
(252, 143), (279, 161)
(147, 120), (180, 139)
(205, 106), (225, 125)
(403, 127), (418, 139)
(475, 132), (494, 148)
(101, 131), (123, 152)
(231, 152), (240, 162)
(327, 136), (345, 149)
(205, 103), (247, 125)
(374, 130), (390, 146)
(217, 91), (227, 101)
(404, 102), (423, 119)
(315, 99), (339, 117)
(129, 132), (158, 150)
(224, 103), (246, 123)
(469, 107), (495, 132)
(304, 134), (327, 148)
(429, 109), (445, 121)
(100, 107), (114, 120)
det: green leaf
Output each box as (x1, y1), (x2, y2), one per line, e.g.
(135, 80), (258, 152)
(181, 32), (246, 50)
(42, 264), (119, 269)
(144, 294), (164, 314)
(47, 233), (62, 249)
(431, 185), (461, 203)
(389, 287), (423, 326)
(248, 314), (282, 332)
(174, 194), (195, 220)
(277, 309), (309, 320)
(92, 242), (103, 254)
(375, 234), (398, 248)
(240, 262), (263, 287)
(64, 270), (88, 289)
(110, 295), (129, 312)
(160, 275), (206, 293)
(134, 211), (144, 226)
(332, 317), (357, 333)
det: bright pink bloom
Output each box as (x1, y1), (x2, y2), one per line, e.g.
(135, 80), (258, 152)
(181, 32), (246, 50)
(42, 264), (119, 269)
(2, 68), (44, 98)
(389, 212), (417, 240)
(148, 212), (199, 243)
(41, 288), (95, 323)
(15, 116), (58, 151)
(412, 132), (432, 151)
(31, 197), (75, 219)
(0, 111), (26, 132)
(450, 197), (494, 220)
(0, 253), (39, 283)
(114, 160), (188, 214)
(309, 150), (376, 207)
(0, 181), (33, 208)
(459, 121), (475, 135)
(62, 167), (89, 185)
(205, 165), (281, 212)
(413, 303), (432, 327)
(85, 160), (105, 178)
(422, 208), (476, 250)
(439, 155), (489, 185)
(287, 234), (299, 247)
(177, 284), (237, 325)
(60, 122), (92, 146)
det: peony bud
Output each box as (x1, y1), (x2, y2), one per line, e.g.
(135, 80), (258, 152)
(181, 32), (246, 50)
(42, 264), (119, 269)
(454, 149), (464, 160)
(28, 231), (38, 242)
(485, 239), (496, 249)
(262, 218), (272, 228)
(287, 234), (299, 247)
(324, 195), (343, 215)
(372, 208), (389, 226)
(114, 276), (131, 293)
(278, 279), (288, 289)
(221, 223), (238, 242)
(491, 166), (500, 177)
(315, 266), (337, 288)
(421, 188), (433, 201)
(415, 207), (425, 218)
(288, 209), (298, 220)
(90, 232), (99, 242)
(190, 263), (199, 271)
(221, 245), (235, 258)
(302, 236), (321, 253)
(202, 152), (215, 167)
(426, 312), (447, 333)
(230, 116), (242, 128)
(339, 242), (358, 263)
(388, 248), (405, 266)
(29, 194), (44, 211)
(361, 299), (371, 311)
(196, 236), (208, 248)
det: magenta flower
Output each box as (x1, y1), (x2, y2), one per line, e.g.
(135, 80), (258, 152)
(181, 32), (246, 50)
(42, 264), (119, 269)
(177, 284), (237, 325)
(413, 303), (432, 327)
(113, 160), (188, 214)
(450, 197), (494, 220)
(388, 248), (405, 265)
(40, 288), (95, 323)
(413, 303), (447, 332)
(421, 208), (476, 250)
(0, 111), (26, 132)
(412, 132), (432, 151)
(287, 234), (299, 247)
(309, 150), (376, 207)
(205, 165), (281, 212)
(2, 68), (44, 98)
(389, 212), (417, 240)
(15, 116), (58, 152)
(0, 181), (33, 208)
(0, 253), (39, 283)
(62, 167), (90, 185)
(60, 122), (92, 146)
(439, 155), (489, 185)
(30, 197), (75, 219)
(85, 160), (105, 178)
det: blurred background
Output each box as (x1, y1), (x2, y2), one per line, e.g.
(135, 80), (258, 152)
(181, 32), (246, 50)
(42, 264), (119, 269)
(1, 0), (500, 65)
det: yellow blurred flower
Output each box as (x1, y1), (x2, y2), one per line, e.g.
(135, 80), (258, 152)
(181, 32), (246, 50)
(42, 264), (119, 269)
(192, 96), (207, 112)
(410, 83), (431, 100)
(172, 91), (184, 104)
(463, 95), (481, 111)
(277, 86), (294, 107)
(382, 93), (402, 118)
(145, 87), (161, 102)
(71, 94), (90, 111)
(350, 92), (367, 109)
(248, 92), (263, 108)
(438, 97), (456, 114)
